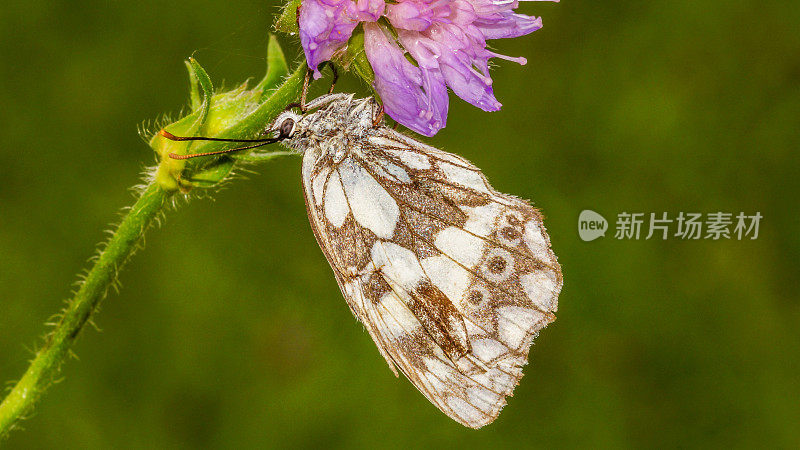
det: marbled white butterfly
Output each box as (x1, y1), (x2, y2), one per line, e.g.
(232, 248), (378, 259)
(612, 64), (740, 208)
(161, 69), (563, 428)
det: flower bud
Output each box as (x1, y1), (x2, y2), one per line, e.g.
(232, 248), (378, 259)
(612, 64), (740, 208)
(150, 36), (300, 193)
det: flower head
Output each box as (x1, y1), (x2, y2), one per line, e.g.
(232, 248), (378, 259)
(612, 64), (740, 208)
(298, 0), (556, 136)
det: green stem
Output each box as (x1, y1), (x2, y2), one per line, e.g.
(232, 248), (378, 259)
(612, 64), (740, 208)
(0, 60), (307, 441)
(0, 183), (172, 438)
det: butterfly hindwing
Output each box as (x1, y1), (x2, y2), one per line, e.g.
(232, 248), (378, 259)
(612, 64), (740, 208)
(300, 108), (562, 428)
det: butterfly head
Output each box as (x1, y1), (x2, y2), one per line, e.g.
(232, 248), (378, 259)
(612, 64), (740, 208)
(268, 110), (303, 141)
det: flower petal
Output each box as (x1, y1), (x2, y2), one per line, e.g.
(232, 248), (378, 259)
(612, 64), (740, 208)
(474, 13), (543, 39)
(299, 0), (359, 78)
(364, 23), (448, 136)
(406, 23), (501, 111)
(349, 0), (385, 21)
(386, 1), (433, 32)
(295, 0), (554, 136)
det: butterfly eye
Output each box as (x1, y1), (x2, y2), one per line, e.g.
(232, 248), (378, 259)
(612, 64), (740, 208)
(279, 117), (295, 138)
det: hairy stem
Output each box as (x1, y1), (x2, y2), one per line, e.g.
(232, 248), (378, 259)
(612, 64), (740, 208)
(0, 183), (172, 438)
(0, 59), (307, 440)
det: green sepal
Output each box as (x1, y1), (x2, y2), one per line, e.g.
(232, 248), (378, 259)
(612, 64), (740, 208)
(256, 35), (289, 100)
(275, 0), (301, 34)
(339, 25), (375, 88)
(185, 60), (202, 112)
(152, 58), (213, 192)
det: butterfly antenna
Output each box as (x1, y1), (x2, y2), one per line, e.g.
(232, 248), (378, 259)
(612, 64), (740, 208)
(166, 139), (281, 160)
(159, 130), (281, 160)
(159, 130), (275, 143)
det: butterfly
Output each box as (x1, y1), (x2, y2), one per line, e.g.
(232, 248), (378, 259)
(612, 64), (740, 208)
(161, 69), (563, 428)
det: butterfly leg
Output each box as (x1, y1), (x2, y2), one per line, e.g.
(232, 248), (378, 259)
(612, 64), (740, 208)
(372, 102), (385, 127)
(304, 93), (353, 111)
(282, 69), (313, 112)
(319, 61), (338, 94)
(300, 69), (312, 110)
(287, 63), (340, 112)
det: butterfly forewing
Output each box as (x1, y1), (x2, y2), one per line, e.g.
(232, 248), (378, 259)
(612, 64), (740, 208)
(298, 97), (562, 428)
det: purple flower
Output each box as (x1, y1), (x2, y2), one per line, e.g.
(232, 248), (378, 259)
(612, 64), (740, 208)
(298, 0), (556, 136)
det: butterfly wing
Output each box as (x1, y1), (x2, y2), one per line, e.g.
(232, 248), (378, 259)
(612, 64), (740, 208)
(301, 126), (562, 428)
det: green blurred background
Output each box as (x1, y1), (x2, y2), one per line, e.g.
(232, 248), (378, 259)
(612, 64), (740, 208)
(1, 0), (798, 448)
